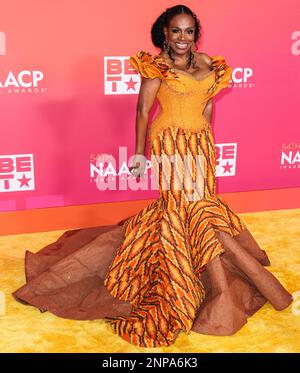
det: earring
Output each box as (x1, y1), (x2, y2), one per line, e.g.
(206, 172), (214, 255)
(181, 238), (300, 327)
(190, 43), (197, 68)
(163, 38), (170, 53)
(192, 41), (197, 52)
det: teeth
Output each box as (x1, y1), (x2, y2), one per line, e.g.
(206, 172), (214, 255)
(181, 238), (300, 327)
(176, 42), (188, 48)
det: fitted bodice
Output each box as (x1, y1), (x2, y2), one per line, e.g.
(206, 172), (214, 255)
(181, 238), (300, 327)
(129, 50), (232, 143)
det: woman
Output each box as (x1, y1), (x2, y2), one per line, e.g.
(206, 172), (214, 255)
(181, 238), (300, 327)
(13, 5), (293, 348)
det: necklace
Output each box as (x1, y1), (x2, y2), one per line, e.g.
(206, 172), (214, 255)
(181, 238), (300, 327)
(159, 51), (197, 74)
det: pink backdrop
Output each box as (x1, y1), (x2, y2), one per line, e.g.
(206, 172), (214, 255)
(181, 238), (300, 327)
(0, 0), (299, 212)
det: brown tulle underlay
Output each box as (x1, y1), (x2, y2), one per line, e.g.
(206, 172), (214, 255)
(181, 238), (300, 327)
(12, 222), (293, 336)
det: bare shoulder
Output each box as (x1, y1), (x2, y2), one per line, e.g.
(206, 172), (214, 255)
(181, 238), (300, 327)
(194, 51), (213, 67)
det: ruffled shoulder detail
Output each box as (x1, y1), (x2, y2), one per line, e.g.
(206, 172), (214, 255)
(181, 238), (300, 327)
(129, 50), (178, 80)
(206, 55), (232, 98)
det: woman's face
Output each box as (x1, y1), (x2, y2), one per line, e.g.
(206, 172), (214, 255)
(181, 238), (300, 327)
(163, 14), (196, 55)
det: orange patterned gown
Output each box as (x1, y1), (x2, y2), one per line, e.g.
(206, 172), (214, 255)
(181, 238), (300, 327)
(13, 50), (293, 348)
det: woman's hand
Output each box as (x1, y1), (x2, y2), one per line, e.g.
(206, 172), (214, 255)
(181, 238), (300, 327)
(129, 154), (147, 179)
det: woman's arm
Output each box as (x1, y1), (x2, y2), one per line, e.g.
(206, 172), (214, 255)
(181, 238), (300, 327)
(134, 76), (161, 155)
(198, 52), (213, 124)
(130, 76), (161, 178)
(202, 98), (213, 124)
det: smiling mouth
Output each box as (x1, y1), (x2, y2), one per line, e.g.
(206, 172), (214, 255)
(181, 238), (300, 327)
(175, 42), (189, 49)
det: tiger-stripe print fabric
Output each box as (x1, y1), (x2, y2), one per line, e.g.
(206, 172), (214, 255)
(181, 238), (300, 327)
(103, 126), (247, 347)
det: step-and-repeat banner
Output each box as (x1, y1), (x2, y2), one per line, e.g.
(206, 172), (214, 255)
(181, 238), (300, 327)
(0, 0), (299, 212)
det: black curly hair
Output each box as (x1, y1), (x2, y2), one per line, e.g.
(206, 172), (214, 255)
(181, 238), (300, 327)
(151, 4), (201, 69)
